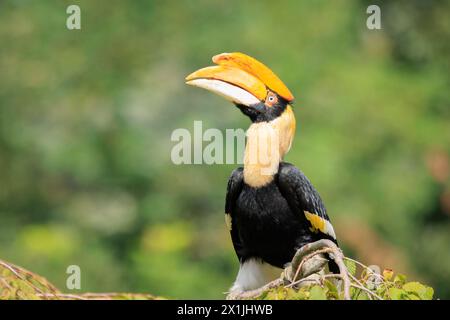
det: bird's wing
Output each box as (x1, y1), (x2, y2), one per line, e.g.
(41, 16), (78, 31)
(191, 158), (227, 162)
(225, 167), (245, 259)
(277, 162), (337, 241)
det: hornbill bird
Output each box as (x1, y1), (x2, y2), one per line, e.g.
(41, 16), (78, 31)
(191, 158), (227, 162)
(186, 52), (338, 294)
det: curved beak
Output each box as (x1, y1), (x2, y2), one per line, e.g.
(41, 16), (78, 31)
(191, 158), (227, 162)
(185, 52), (294, 106)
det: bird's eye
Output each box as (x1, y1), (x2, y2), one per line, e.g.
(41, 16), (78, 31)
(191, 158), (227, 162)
(266, 93), (277, 106)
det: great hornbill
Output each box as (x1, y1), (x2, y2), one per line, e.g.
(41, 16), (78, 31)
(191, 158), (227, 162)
(186, 52), (338, 294)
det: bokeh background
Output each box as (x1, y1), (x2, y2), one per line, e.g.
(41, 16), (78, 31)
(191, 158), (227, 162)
(0, 0), (449, 299)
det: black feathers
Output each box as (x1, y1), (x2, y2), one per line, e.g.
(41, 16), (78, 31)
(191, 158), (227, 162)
(224, 162), (338, 271)
(234, 93), (288, 123)
(225, 167), (244, 215)
(277, 163), (333, 238)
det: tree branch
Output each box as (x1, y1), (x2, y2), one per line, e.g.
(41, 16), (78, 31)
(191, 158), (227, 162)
(227, 239), (352, 300)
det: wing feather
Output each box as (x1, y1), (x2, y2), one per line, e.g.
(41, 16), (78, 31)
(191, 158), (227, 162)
(225, 167), (245, 259)
(278, 162), (337, 241)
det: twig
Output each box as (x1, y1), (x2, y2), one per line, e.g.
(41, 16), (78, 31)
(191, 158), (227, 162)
(332, 249), (351, 300)
(328, 269), (383, 301)
(227, 239), (352, 300)
(343, 257), (384, 281)
(284, 276), (322, 288)
(348, 273), (372, 300)
(0, 276), (13, 290)
(0, 259), (60, 299)
(79, 292), (159, 300)
(36, 293), (88, 300)
(292, 248), (331, 282)
(350, 283), (383, 300)
(290, 239), (351, 300)
(226, 278), (284, 300)
(0, 260), (45, 295)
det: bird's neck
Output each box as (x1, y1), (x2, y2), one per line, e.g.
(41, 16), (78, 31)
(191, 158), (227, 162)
(243, 105), (296, 188)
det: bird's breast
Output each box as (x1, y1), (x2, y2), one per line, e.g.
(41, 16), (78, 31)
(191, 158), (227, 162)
(234, 180), (310, 268)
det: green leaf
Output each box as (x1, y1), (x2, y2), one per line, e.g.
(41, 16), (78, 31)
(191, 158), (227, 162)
(344, 259), (357, 276)
(286, 287), (309, 300)
(264, 287), (287, 300)
(257, 290), (269, 300)
(403, 282), (434, 300)
(406, 292), (420, 300)
(403, 282), (425, 294)
(357, 291), (369, 300)
(424, 287), (434, 300)
(309, 285), (326, 300)
(388, 287), (406, 300)
(324, 279), (339, 299)
(376, 285), (388, 299)
(394, 274), (407, 285)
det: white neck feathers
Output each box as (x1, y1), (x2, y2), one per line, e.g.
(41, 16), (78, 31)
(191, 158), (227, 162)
(243, 106), (296, 188)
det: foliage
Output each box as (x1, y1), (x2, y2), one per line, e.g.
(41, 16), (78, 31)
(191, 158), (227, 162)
(0, 259), (160, 300)
(259, 276), (434, 301)
(0, 255), (433, 300)
(0, 1), (449, 299)
(228, 239), (435, 300)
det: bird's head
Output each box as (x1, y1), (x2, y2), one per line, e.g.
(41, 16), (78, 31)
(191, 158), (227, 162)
(186, 52), (296, 186)
(185, 52), (295, 123)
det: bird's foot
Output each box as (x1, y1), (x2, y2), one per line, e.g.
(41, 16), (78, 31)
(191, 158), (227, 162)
(285, 248), (328, 284)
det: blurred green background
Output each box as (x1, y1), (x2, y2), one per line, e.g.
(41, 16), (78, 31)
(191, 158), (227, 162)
(0, 0), (449, 299)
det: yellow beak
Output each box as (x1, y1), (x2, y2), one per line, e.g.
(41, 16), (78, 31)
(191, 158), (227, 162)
(186, 52), (294, 106)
